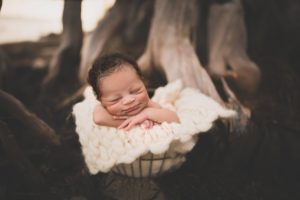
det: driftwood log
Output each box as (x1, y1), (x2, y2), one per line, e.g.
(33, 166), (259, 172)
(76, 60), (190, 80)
(0, 49), (7, 88)
(79, 0), (128, 83)
(0, 89), (60, 145)
(43, 0), (83, 90)
(79, 0), (153, 84)
(207, 0), (261, 95)
(138, 0), (224, 104)
(0, 121), (45, 185)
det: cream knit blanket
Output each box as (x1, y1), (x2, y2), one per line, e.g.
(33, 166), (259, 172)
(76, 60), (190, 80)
(72, 80), (236, 174)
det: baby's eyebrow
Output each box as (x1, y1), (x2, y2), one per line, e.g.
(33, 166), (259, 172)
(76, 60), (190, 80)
(131, 84), (143, 89)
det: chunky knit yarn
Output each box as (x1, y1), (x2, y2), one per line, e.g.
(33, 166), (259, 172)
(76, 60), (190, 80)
(72, 80), (236, 176)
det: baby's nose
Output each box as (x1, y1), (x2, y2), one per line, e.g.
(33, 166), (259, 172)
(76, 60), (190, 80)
(123, 95), (135, 104)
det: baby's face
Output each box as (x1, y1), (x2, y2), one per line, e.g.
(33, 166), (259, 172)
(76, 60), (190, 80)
(99, 65), (150, 116)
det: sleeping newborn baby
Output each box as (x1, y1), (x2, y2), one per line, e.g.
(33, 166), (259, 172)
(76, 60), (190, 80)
(87, 53), (180, 131)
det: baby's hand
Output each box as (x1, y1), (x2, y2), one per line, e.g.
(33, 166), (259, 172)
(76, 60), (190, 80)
(118, 113), (148, 131)
(141, 119), (155, 129)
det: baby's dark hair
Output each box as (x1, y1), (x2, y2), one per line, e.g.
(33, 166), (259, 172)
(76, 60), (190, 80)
(87, 53), (143, 98)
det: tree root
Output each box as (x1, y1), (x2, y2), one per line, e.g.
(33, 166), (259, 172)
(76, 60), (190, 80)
(0, 121), (45, 185)
(0, 90), (60, 145)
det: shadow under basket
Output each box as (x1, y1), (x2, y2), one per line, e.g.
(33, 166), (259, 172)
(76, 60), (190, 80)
(111, 151), (186, 178)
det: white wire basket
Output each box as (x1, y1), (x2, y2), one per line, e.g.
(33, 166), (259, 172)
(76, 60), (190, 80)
(112, 151), (186, 178)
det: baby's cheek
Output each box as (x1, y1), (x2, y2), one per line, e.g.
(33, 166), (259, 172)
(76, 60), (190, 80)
(141, 95), (150, 105)
(106, 106), (119, 116)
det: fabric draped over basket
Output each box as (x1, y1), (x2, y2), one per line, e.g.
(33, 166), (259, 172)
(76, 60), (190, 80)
(72, 80), (236, 177)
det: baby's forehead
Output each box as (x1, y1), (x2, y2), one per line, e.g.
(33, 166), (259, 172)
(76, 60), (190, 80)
(99, 67), (143, 92)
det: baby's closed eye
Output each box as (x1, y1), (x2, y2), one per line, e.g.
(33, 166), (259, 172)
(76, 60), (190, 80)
(109, 97), (121, 103)
(130, 88), (143, 94)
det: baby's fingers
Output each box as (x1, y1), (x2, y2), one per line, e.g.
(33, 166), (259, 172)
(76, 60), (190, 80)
(148, 120), (154, 129)
(144, 120), (154, 129)
(118, 119), (131, 129)
(124, 117), (145, 131)
(142, 120), (150, 128)
(124, 122), (136, 131)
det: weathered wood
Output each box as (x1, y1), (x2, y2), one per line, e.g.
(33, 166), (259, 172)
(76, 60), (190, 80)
(79, 0), (153, 84)
(0, 121), (45, 185)
(138, 0), (224, 104)
(207, 0), (261, 95)
(0, 48), (8, 88)
(79, 0), (125, 83)
(0, 90), (60, 145)
(56, 85), (86, 110)
(221, 78), (250, 131)
(43, 0), (83, 88)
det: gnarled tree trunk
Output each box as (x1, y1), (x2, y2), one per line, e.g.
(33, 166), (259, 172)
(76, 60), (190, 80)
(207, 0), (261, 95)
(78, 0), (127, 84)
(0, 122), (45, 185)
(0, 48), (8, 88)
(79, 0), (153, 84)
(43, 0), (83, 90)
(138, 0), (224, 103)
(0, 89), (60, 145)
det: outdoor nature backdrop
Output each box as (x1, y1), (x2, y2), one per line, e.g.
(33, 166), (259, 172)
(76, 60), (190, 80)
(0, 0), (300, 200)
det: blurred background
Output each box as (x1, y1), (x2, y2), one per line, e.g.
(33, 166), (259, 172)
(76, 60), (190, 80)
(0, 0), (300, 200)
(0, 0), (115, 44)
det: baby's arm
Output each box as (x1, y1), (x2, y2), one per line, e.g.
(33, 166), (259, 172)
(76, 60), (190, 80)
(118, 101), (180, 130)
(143, 107), (180, 124)
(142, 100), (180, 124)
(93, 104), (123, 127)
(148, 100), (161, 109)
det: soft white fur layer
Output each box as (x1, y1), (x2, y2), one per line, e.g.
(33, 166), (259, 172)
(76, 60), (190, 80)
(72, 80), (236, 174)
